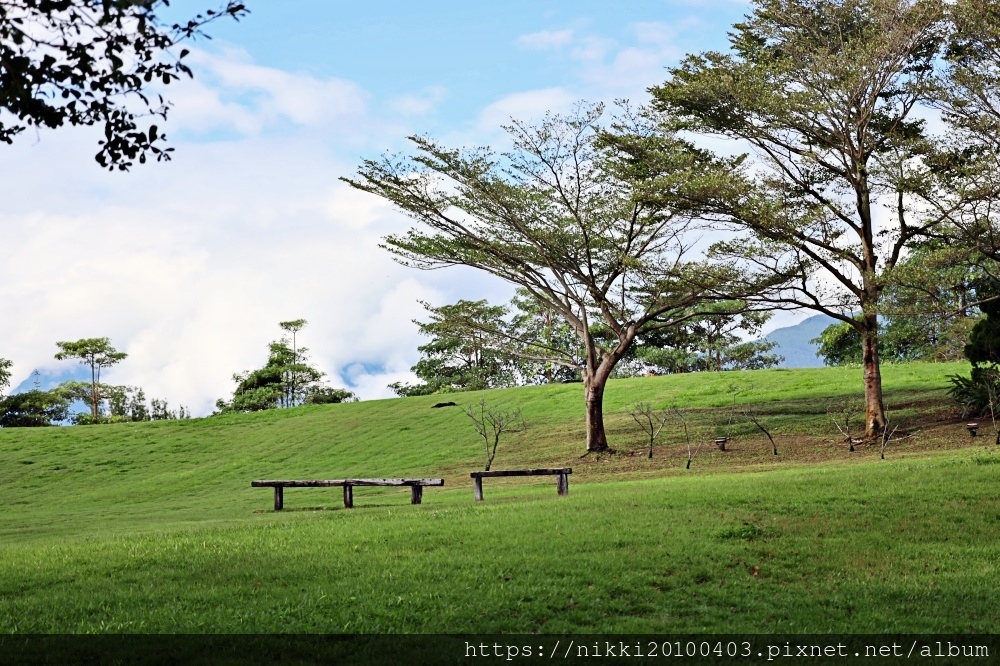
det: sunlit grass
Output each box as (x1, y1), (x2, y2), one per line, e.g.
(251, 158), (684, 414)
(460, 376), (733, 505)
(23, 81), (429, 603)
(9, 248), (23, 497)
(2, 361), (996, 633)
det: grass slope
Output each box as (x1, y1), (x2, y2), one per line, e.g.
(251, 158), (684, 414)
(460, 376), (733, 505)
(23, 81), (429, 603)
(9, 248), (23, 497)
(2, 361), (998, 633)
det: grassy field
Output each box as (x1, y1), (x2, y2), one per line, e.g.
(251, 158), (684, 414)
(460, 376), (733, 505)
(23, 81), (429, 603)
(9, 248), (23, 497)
(1, 361), (998, 634)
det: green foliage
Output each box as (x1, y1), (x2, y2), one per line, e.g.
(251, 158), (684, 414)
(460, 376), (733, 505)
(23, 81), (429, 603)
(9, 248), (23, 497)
(507, 288), (583, 384)
(947, 277), (1000, 416)
(392, 293), (589, 397)
(53, 380), (185, 424)
(217, 321), (352, 413)
(0, 357), (10, 396)
(54, 337), (128, 419)
(963, 278), (1000, 365)
(0, 0), (247, 169)
(304, 387), (358, 405)
(808, 317), (946, 366)
(812, 248), (988, 366)
(946, 366), (1000, 418)
(0, 389), (69, 427)
(391, 300), (514, 397)
(632, 305), (782, 373)
(812, 320), (862, 366)
(108, 386), (150, 422)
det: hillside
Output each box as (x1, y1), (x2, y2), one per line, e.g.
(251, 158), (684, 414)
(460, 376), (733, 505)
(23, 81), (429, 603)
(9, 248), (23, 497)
(2, 361), (999, 636)
(0, 362), (970, 541)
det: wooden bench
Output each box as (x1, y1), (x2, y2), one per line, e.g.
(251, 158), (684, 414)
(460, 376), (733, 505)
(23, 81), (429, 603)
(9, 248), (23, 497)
(251, 478), (444, 510)
(469, 468), (571, 501)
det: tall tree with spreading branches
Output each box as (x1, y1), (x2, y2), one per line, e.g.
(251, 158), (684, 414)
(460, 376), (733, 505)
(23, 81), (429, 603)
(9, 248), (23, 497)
(279, 318), (307, 407)
(344, 103), (754, 453)
(652, 0), (953, 439)
(54, 337), (127, 419)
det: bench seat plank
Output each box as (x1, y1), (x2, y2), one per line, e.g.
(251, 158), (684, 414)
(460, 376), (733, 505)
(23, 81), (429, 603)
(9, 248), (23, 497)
(252, 478), (444, 488)
(469, 468), (571, 478)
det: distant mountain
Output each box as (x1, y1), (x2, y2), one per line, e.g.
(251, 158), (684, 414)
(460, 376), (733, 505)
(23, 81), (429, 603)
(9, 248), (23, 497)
(764, 314), (837, 368)
(12, 366), (90, 394)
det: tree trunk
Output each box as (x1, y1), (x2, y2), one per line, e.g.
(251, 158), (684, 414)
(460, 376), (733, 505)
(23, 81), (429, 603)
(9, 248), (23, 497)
(584, 377), (610, 452)
(861, 314), (886, 439)
(90, 364), (99, 419)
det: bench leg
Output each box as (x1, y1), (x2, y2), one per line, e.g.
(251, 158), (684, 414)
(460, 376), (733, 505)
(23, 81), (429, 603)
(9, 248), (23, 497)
(274, 486), (284, 511)
(557, 473), (569, 496)
(473, 477), (484, 501)
(343, 485), (354, 509)
(411, 486), (423, 504)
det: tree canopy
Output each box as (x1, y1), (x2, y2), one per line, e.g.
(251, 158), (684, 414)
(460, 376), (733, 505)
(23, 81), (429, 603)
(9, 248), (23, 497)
(54, 337), (127, 420)
(0, 0), (247, 169)
(346, 102), (756, 452)
(0, 389), (69, 427)
(389, 299), (514, 397)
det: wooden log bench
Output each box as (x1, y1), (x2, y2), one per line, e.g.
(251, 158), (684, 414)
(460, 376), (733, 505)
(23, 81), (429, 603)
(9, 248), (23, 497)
(251, 478), (444, 510)
(469, 468), (571, 501)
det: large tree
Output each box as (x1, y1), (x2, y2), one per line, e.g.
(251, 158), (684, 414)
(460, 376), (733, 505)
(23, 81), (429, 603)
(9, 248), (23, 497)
(345, 103), (747, 452)
(54, 337), (126, 419)
(0, 0), (247, 169)
(652, 0), (951, 438)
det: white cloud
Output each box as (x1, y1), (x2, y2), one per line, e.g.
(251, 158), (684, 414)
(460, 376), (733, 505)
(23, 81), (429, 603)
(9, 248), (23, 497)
(518, 29), (575, 51)
(513, 21), (686, 101)
(168, 46), (371, 138)
(0, 48), (516, 415)
(389, 86), (449, 117)
(474, 88), (577, 135)
(0, 15), (712, 416)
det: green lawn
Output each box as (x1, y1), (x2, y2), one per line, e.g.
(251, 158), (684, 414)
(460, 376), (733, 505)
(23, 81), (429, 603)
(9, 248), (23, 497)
(2, 361), (997, 633)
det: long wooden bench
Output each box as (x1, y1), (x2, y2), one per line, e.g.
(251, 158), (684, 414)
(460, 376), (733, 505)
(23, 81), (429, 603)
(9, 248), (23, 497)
(469, 468), (571, 501)
(251, 478), (444, 510)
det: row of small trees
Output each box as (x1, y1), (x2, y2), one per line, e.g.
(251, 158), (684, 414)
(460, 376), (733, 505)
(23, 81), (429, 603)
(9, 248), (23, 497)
(0, 338), (187, 427)
(0, 321), (358, 426)
(391, 292), (783, 398)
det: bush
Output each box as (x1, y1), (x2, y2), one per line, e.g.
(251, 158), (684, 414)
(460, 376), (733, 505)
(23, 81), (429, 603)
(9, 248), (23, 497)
(947, 366), (1000, 418)
(0, 390), (70, 427)
(305, 387), (358, 405)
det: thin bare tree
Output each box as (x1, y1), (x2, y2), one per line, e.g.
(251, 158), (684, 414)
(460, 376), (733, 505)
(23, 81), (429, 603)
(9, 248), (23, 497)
(669, 404), (704, 469)
(879, 404), (901, 460)
(631, 402), (670, 459)
(464, 400), (527, 471)
(829, 397), (865, 452)
(744, 403), (779, 456)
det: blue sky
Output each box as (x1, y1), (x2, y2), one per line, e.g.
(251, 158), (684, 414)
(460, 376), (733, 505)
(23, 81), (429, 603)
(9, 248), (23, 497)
(2, 0), (760, 413)
(191, 1), (748, 122)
